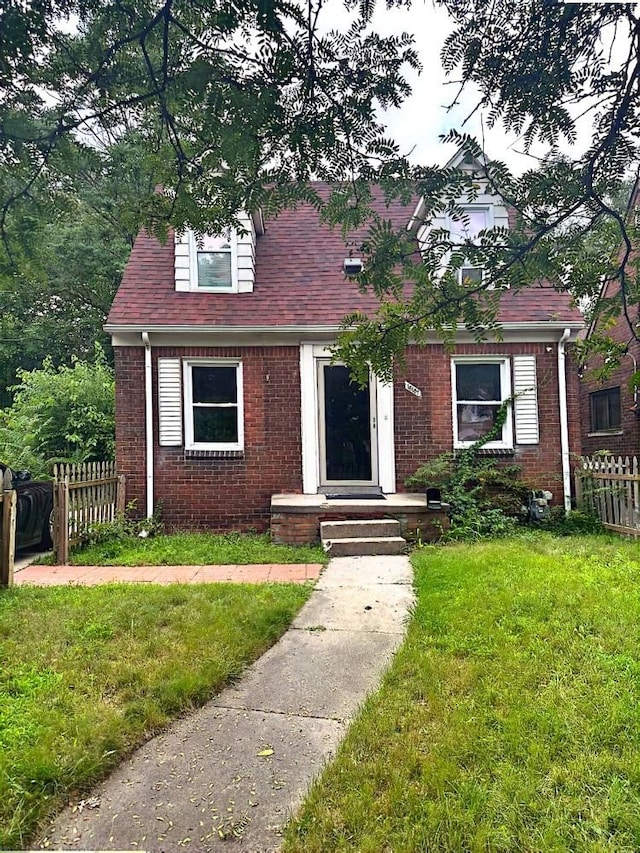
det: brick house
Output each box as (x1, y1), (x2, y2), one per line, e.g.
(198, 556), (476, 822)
(580, 179), (640, 459)
(106, 153), (584, 543)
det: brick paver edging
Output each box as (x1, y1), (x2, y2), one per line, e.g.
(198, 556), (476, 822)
(14, 563), (324, 586)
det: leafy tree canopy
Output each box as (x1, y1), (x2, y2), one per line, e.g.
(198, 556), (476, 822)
(0, 0), (638, 380)
(0, 347), (115, 477)
(0, 134), (156, 405)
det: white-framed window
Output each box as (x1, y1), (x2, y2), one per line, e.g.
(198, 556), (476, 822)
(183, 359), (244, 450)
(451, 357), (513, 449)
(449, 206), (491, 242)
(190, 230), (238, 291)
(448, 206), (492, 287)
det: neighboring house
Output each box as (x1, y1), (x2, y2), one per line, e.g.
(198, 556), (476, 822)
(580, 179), (640, 459)
(105, 149), (584, 543)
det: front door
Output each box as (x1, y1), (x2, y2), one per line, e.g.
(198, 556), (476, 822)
(317, 361), (377, 486)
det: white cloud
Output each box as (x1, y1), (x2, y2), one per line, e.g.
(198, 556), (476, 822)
(323, 0), (603, 176)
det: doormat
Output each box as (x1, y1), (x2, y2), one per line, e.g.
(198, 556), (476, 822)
(325, 493), (386, 500)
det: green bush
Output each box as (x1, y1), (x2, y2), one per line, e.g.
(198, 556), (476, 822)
(407, 401), (538, 541)
(83, 501), (165, 546)
(541, 507), (604, 535)
(407, 452), (528, 541)
(0, 346), (114, 477)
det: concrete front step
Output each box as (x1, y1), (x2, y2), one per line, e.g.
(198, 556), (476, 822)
(323, 536), (406, 557)
(320, 518), (401, 540)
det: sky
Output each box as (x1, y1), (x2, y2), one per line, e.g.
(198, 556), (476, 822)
(322, 0), (598, 176)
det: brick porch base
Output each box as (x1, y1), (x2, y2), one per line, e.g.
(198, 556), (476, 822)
(271, 493), (449, 545)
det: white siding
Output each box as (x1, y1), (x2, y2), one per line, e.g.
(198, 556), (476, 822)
(174, 233), (191, 291)
(236, 211), (256, 293)
(175, 213), (256, 292)
(513, 355), (540, 445)
(158, 358), (183, 446)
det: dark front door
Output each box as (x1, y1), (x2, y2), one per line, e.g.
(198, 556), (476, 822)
(319, 362), (376, 484)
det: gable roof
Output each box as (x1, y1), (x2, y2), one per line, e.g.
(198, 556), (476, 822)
(107, 184), (583, 331)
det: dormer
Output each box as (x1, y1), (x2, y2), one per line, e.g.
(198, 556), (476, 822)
(174, 209), (265, 294)
(408, 146), (509, 287)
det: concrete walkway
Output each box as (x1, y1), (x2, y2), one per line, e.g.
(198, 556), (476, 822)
(39, 555), (415, 852)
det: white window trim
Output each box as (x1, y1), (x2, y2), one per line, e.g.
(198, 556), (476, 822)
(183, 358), (244, 451)
(189, 230), (239, 292)
(457, 265), (485, 286)
(448, 205), (498, 290)
(446, 205), (494, 242)
(451, 356), (513, 450)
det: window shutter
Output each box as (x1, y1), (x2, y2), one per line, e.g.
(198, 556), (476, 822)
(158, 358), (183, 446)
(513, 355), (539, 445)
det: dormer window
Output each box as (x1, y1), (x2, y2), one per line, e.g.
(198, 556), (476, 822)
(193, 231), (237, 291)
(448, 206), (498, 288)
(459, 266), (484, 286)
(449, 207), (490, 242)
(175, 213), (262, 295)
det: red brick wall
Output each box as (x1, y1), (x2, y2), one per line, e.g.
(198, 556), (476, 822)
(394, 342), (581, 500)
(115, 340), (582, 530)
(115, 347), (146, 515)
(580, 337), (640, 459)
(115, 345), (302, 531)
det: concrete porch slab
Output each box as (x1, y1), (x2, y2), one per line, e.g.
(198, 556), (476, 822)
(271, 492), (430, 513)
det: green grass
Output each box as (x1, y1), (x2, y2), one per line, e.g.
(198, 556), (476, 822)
(285, 534), (640, 853)
(0, 581), (312, 849)
(38, 532), (327, 566)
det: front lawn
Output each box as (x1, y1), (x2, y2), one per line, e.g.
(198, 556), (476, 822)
(285, 534), (640, 852)
(0, 581), (311, 849)
(41, 531), (327, 566)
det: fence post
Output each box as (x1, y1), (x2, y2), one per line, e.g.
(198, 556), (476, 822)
(116, 474), (126, 515)
(574, 468), (583, 510)
(1, 473), (17, 588)
(54, 480), (70, 565)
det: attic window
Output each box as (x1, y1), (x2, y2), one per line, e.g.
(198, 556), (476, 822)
(448, 206), (505, 289)
(449, 206), (490, 242)
(194, 232), (236, 290)
(459, 266), (484, 286)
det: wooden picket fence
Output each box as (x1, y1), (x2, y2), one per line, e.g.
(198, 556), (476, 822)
(53, 461), (126, 564)
(575, 455), (640, 536)
(0, 468), (17, 587)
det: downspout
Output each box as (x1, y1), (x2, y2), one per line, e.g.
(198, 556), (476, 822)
(627, 351), (638, 408)
(142, 332), (154, 519)
(557, 328), (572, 514)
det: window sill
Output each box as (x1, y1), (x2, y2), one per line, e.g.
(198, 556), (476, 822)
(587, 430), (623, 438)
(454, 446), (514, 456)
(190, 286), (238, 293)
(184, 449), (245, 459)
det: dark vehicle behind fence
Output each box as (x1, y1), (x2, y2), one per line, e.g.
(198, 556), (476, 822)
(0, 463), (53, 551)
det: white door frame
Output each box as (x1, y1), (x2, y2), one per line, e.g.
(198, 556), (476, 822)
(299, 343), (396, 494)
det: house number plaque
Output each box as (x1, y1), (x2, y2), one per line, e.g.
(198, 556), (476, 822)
(404, 381), (422, 397)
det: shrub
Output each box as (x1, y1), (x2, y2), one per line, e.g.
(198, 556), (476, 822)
(541, 507), (604, 536)
(0, 346), (114, 477)
(82, 501), (165, 547)
(407, 401), (540, 541)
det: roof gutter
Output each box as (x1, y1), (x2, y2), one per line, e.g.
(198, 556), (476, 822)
(141, 332), (154, 519)
(105, 321), (584, 336)
(557, 327), (572, 514)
